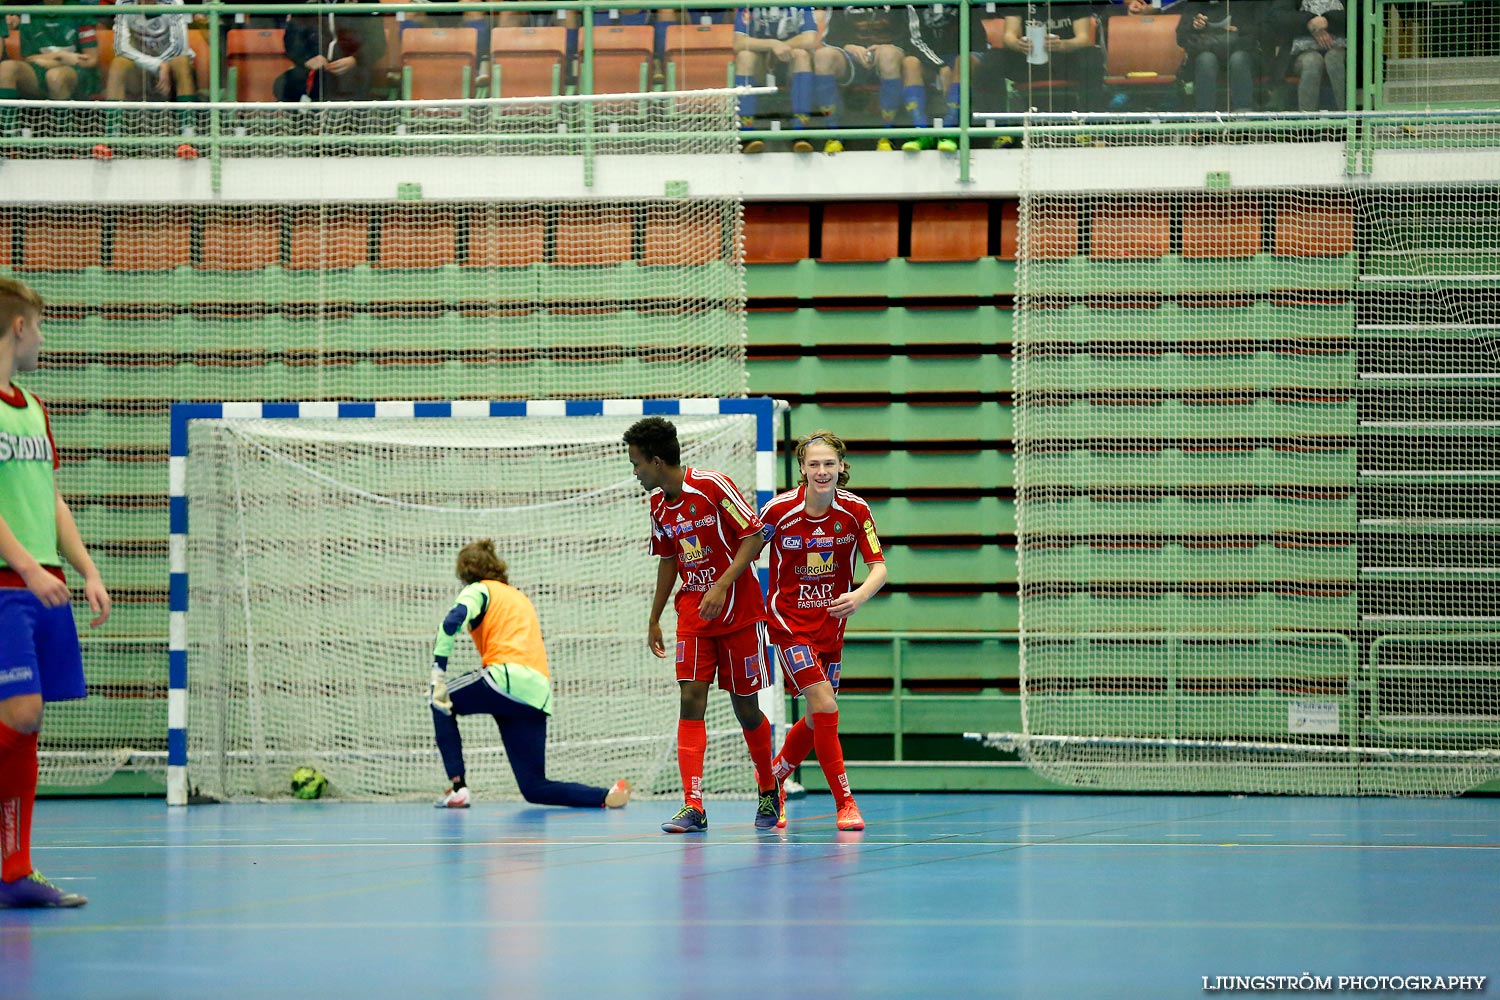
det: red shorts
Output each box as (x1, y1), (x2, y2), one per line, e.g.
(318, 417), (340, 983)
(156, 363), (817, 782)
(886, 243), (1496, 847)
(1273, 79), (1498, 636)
(772, 641), (843, 697)
(676, 622), (771, 696)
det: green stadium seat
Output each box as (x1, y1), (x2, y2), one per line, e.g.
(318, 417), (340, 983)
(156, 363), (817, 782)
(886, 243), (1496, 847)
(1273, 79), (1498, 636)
(749, 353), (1009, 396)
(788, 401), (1011, 443)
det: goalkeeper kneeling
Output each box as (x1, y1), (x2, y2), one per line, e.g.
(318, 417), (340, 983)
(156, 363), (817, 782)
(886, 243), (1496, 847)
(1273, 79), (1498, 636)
(428, 539), (631, 810)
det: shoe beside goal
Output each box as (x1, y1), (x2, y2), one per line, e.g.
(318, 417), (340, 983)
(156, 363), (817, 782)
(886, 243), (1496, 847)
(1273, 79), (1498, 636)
(166, 398), (776, 805)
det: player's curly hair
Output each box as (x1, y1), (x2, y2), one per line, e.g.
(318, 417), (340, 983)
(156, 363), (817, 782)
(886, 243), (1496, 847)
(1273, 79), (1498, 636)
(456, 539), (508, 585)
(795, 429), (850, 488)
(622, 416), (680, 466)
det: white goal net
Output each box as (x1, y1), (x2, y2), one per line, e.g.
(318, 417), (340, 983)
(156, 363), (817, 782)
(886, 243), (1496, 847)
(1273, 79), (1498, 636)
(172, 401), (773, 803)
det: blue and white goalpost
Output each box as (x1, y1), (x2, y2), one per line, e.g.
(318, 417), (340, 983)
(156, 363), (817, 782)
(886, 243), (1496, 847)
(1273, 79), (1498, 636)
(167, 398), (779, 805)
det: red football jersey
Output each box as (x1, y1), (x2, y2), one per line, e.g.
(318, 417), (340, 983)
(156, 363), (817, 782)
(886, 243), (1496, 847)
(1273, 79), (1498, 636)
(759, 486), (885, 650)
(647, 467), (767, 637)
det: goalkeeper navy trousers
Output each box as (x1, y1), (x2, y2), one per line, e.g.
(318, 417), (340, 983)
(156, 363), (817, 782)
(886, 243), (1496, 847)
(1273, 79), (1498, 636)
(432, 673), (608, 808)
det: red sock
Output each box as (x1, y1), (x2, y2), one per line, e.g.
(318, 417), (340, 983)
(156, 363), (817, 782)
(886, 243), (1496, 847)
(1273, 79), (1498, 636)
(771, 717), (814, 782)
(742, 715), (775, 793)
(0, 721), (38, 883)
(677, 719), (707, 810)
(811, 710), (853, 807)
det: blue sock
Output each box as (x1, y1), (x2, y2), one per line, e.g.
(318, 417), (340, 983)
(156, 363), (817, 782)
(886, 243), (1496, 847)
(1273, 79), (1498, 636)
(945, 81), (961, 127)
(654, 20), (670, 59)
(904, 83), (925, 127)
(791, 71), (813, 127)
(736, 74), (756, 127)
(814, 73), (840, 129)
(879, 77), (901, 125)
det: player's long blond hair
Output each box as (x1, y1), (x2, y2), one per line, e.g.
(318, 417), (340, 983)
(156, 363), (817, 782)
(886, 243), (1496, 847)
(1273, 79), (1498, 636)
(795, 429), (850, 488)
(456, 539), (509, 585)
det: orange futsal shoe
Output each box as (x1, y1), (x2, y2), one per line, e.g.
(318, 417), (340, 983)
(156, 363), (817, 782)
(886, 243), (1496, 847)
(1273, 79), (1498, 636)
(836, 799), (865, 832)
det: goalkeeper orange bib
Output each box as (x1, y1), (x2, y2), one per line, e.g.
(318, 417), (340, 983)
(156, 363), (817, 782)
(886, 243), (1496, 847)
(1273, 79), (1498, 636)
(471, 580), (550, 681)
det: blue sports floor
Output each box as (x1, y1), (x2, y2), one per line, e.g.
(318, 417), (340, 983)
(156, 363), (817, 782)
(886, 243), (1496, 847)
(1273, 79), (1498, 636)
(3, 793), (1497, 1000)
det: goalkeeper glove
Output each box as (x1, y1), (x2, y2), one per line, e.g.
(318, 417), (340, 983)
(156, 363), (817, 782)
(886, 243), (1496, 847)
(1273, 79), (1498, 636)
(429, 665), (453, 716)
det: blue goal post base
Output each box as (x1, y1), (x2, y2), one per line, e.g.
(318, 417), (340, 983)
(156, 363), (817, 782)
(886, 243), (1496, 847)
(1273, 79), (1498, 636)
(165, 397), (781, 806)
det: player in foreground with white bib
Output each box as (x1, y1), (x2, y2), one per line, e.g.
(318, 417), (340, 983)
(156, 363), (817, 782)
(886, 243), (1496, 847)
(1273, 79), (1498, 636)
(757, 430), (887, 831)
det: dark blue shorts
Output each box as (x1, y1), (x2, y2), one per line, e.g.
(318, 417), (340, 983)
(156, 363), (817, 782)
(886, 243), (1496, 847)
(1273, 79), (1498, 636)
(0, 589), (87, 703)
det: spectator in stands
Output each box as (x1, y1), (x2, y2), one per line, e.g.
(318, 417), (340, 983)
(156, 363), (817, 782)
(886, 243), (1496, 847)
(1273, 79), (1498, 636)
(900, 5), (962, 151)
(733, 6), (820, 153)
(972, 4), (1104, 113)
(1176, 0), (1268, 111)
(814, 6), (922, 151)
(1274, 0), (1346, 111)
(0, 0), (100, 136)
(105, 0), (195, 104)
(274, 0), (388, 102)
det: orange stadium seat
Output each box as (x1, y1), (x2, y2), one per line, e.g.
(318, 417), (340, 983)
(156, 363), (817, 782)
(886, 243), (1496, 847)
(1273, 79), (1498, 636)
(1183, 195), (1262, 259)
(554, 206), (635, 266)
(111, 210), (192, 272)
(489, 26), (568, 99)
(197, 208), (282, 270)
(643, 211), (725, 266)
(1104, 15), (1184, 92)
(743, 204), (810, 264)
(997, 199), (1019, 260)
(1091, 198), (1171, 260)
(465, 209), (545, 268)
(3, 29), (18, 62)
(0, 211), (12, 268)
(663, 23), (734, 90)
(401, 27), (479, 101)
(820, 203), (899, 263)
(18, 211), (103, 272)
(1275, 198), (1355, 257)
(188, 29), (212, 94)
(288, 209), (371, 271)
(909, 201), (989, 263)
(226, 29), (292, 103)
(377, 208), (458, 269)
(1026, 200), (1080, 260)
(94, 25), (113, 68)
(587, 25), (654, 95)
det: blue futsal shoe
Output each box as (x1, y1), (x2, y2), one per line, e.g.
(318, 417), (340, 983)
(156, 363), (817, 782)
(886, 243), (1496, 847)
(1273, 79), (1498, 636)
(662, 804), (708, 834)
(754, 787), (780, 830)
(0, 871), (87, 908)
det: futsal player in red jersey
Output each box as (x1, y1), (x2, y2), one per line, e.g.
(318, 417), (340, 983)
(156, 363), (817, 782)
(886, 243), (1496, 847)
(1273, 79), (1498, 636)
(757, 430), (887, 831)
(623, 417), (781, 834)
